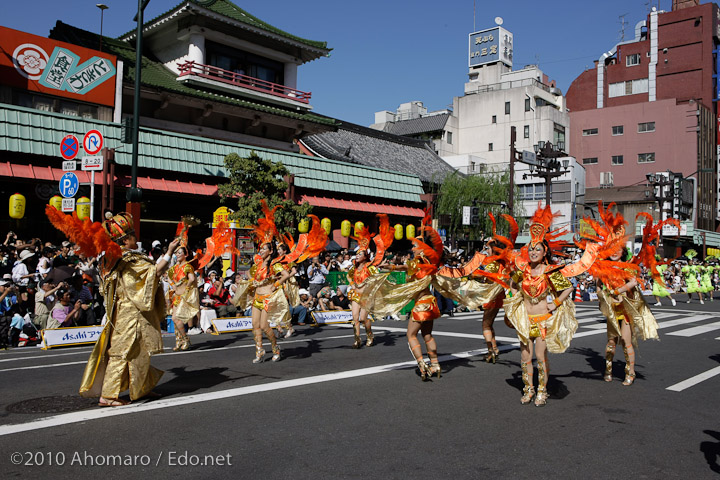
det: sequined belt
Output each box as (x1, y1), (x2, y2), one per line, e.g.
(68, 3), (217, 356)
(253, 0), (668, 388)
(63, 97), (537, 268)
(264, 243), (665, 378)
(253, 293), (271, 312)
(528, 312), (552, 339)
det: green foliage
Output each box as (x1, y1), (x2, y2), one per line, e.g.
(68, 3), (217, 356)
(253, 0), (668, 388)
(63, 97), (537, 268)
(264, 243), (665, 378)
(436, 170), (524, 239)
(218, 151), (313, 234)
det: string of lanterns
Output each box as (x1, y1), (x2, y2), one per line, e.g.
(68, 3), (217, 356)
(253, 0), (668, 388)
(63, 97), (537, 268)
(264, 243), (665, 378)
(299, 217), (415, 240)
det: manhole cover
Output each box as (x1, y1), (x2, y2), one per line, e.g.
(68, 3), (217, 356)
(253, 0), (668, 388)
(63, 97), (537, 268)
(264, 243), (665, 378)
(6, 395), (98, 414)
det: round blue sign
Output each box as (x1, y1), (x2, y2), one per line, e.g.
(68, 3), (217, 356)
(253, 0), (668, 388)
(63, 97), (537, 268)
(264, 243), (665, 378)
(59, 172), (79, 198)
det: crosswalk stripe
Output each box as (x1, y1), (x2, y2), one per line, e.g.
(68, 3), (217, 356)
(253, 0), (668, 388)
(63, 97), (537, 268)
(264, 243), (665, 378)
(666, 320), (720, 337)
(666, 365), (720, 392)
(656, 315), (715, 330)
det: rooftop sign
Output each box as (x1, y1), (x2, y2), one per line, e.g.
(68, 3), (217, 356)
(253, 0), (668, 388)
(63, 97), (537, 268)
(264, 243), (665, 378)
(469, 26), (513, 68)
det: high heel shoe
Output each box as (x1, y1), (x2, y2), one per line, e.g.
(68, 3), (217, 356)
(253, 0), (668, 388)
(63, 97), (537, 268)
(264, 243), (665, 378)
(352, 333), (362, 349)
(365, 332), (375, 347)
(622, 367), (636, 386)
(484, 348), (499, 364)
(429, 362), (441, 378)
(417, 359), (431, 381)
(271, 345), (282, 362)
(252, 348), (266, 364)
(534, 387), (548, 407)
(284, 327), (295, 339)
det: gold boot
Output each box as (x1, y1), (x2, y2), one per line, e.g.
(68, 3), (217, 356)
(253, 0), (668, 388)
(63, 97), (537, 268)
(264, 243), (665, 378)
(271, 344), (282, 362)
(365, 330), (375, 347)
(429, 362), (441, 378)
(172, 330), (182, 352)
(179, 332), (191, 351)
(252, 330), (265, 364)
(535, 360), (548, 406)
(604, 344), (615, 382)
(622, 345), (636, 386)
(520, 362), (535, 404)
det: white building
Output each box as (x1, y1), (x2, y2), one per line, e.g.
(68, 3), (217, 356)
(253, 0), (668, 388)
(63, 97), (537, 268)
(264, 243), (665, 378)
(372, 22), (585, 237)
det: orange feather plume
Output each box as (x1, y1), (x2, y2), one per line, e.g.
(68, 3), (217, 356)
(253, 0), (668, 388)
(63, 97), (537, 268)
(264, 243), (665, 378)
(633, 212), (680, 288)
(253, 199), (280, 244)
(197, 221), (241, 270)
(371, 214), (394, 266)
(411, 225), (443, 278)
(296, 215), (329, 264)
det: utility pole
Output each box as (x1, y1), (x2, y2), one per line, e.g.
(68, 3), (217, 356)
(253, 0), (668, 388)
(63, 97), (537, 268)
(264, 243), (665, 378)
(532, 141), (568, 206)
(509, 127), (516, 216)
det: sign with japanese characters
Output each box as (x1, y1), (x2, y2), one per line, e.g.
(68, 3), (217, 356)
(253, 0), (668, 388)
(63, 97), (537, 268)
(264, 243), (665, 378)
(311, 310), (353, 324)
(0, 26), (117, 107)
(40, 325), (104, 349)
(469, 26), (513, 68)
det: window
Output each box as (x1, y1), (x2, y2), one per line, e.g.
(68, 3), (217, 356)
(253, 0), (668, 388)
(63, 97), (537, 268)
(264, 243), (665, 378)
(524, 125), (530, 138)
(488, 143), (494, 151)
(492, 115), (497, 124)
(638, 152), (655, 163)
(582, 157), (598, 165)
(612, 125), (624, 136)
(611, 155), (624, 165)
(626, 53), (641, 66)
(582, 128), (599, 136)
(554, 123), (566, 147)
(609, 79), (649, 98)
(446, 131), (453, 144)
(519, 184), (546, 200)
(505, 101), (510, 115)
(638, 122), (655, 133)
(525, 98), (531, 112)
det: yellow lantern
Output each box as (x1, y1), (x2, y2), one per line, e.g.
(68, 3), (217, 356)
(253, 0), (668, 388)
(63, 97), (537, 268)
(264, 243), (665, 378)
(341, 219), (351, 237)
(354, 221), (364, 237)
(9, 193), (25, 219)
(406, 224), (416, 239)
(321, 218), (331, 236)
(394, 223), (403, 240)
(49, 195), (63, 211)
(298, 217), (310, 233)
(76, 196), (91, 220)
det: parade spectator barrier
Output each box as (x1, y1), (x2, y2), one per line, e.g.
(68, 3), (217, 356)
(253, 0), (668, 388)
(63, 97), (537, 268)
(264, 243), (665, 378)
(40, 325), (104, 349)
(211, 310), (354, 334)
(311, 310), (352, 324)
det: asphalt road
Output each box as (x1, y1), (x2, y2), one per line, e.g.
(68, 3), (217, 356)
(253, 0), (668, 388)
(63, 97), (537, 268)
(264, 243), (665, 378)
(0, 296), (718, 479)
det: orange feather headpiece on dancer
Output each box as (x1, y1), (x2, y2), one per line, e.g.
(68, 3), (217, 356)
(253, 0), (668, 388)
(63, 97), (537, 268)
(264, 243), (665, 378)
(515, 203), (568, 271)
(411, 209), (443, 279)
(634, 211), (680, 288)
(253, 199), (280, 246)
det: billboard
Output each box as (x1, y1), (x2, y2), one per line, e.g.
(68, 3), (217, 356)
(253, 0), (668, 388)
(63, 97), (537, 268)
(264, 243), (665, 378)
(469, 26), (513, 68)
(0, 26), (117, 107)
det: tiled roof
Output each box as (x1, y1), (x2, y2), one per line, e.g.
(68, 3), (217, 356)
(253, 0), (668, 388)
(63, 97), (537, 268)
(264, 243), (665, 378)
(0, 104), (423, 203)
(49, 21), (336, 127)
(120, 0), (330, 53)
(300, 120), (457, 183)
(383, 114), (450, 136)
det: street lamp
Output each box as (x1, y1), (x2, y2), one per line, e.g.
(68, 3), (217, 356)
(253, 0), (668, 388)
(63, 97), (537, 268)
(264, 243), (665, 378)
(96, 4), (109, 52)
(529, 140), (568, 205)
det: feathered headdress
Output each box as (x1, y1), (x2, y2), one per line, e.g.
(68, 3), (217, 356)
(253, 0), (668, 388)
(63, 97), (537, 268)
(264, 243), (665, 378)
(174, 215), (201, 248)
(411, 224), (444, 278)
(197, 221), (241, 270)
(634, 212), (680, 288)
(253, 199), (280, 245)
(295, 215), (329, 264)
(46, 206), (122, 273)
(350, 223), (374, 252)
(371, 214), (394, 266)
(528, 203), (566, 249)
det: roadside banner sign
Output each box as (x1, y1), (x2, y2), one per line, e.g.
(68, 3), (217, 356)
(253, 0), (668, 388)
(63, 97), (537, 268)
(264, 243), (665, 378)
(59, 171), (79, 198)
(81, 155), (103, 171)
(60, 134), (79, 160)
(83, 129), (103, 155)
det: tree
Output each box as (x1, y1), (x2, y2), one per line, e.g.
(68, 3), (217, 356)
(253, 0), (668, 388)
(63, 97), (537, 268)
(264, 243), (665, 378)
(218, 151), (312, 234)
(435, 170), (524, 241)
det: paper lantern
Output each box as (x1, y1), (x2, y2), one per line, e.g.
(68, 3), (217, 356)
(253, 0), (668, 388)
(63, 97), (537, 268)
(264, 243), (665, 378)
(76, 196), (91, 220)
(341, 220), (351, 237)
(321, 218), (331, 236)
(406, 224), (416, 239)
(354, 221), (364, 237)
(394, 223), (403, 240)
(49, 195), (63, 211)
(9, 193), (25, 219)
(298, 217), (309, 233)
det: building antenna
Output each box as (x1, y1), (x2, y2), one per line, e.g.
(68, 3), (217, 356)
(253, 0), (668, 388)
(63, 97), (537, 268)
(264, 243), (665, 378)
(473, 0), (476, 31)
(619, 13), (628, 41)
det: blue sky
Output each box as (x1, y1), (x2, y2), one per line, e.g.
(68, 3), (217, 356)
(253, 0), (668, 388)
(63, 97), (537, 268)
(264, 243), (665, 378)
(3, 0), (671, 125)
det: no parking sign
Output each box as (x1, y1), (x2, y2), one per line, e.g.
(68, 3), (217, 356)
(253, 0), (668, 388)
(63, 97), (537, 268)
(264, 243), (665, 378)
(83, 129), (103, 155)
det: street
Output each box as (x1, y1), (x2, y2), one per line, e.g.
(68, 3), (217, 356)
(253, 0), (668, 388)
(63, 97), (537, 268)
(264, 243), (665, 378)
(0, 298), (718, 479)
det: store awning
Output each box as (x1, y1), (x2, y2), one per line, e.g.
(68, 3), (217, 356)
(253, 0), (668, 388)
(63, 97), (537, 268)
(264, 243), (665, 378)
(0, 162), (218, 196)
(301, 195), (424, 217)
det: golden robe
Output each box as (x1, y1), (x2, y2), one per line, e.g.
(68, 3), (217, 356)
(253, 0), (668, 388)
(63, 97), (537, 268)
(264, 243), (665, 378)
(79, 251), (165, 400)
(230, 263), (291, 328)
(504, 293), (578, 353)
(168, 262), (199, 324)
(597, 287), (659, 347)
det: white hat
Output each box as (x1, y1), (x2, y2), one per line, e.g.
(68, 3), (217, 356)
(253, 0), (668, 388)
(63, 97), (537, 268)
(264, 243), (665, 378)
(298, 288), (310, 296)
(19, 250), (35, 261)
(0, 280), (8, 287)
(61, 241), (71, 247)
(225, 269), (234, 277)
(152, 240), (161, 248)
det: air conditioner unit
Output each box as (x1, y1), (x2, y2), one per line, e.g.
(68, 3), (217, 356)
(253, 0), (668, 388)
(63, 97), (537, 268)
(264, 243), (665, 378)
(599, 171), (614, 187)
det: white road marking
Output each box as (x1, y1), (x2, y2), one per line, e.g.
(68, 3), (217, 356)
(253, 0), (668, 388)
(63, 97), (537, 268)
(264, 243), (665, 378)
(666, 320), (720, 337)
(666, 365), (720, 392)
(656, 315), (714, 330)
(0, 345), (517, 437)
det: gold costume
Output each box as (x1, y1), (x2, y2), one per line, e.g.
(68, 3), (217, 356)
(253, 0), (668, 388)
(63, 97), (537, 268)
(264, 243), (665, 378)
(231, 261), (291, 328)
(503, 292), (577, 353)
(168, 262), (199, 323)
(79, 251), (165, 401)
(597, 287), (659, 347)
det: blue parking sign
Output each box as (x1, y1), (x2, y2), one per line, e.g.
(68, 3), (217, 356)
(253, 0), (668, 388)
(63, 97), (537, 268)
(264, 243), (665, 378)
(59, 172), (79, 198)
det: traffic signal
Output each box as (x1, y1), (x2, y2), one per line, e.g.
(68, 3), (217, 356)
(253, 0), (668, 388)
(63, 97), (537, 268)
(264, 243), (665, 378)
(470, 207), (480, 226)
(121, 117), (133, 144)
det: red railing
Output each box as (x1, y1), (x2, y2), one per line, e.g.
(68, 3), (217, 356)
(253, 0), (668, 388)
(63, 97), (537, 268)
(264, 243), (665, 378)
(177, 61), (311, 104)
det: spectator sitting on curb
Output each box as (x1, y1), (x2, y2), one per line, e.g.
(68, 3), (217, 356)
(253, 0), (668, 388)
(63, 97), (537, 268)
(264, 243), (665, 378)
(317, 285), (333, 310)
(35, 279), (62, 330)
(292, 288), (313, 326)
(47, 288), (81, 329)
(329, 286), (350, 310)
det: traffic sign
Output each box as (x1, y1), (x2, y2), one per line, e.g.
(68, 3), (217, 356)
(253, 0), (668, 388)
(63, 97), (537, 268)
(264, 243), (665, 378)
(462, 206), (471, 226)
(59, 172), (79, 198)
(62, 160), (76, 171)
(83, 129), (103, 155)
(81, 155), (103, 171)
(60, 135), (79, 160)
(61, 197), (75, 213)
(521, 150), (539, 166)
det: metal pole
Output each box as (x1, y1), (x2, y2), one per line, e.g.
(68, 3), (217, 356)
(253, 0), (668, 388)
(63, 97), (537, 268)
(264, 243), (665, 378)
(545, 171), (551, 206)
(128, 0), (149, 204)
(90, 170), (95, 221)
(509, 126), (515, 216)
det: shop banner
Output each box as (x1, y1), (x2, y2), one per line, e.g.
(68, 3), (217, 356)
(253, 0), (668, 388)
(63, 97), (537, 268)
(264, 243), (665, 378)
(0, 26), (117, 107)
(40, 325), (104, 349)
